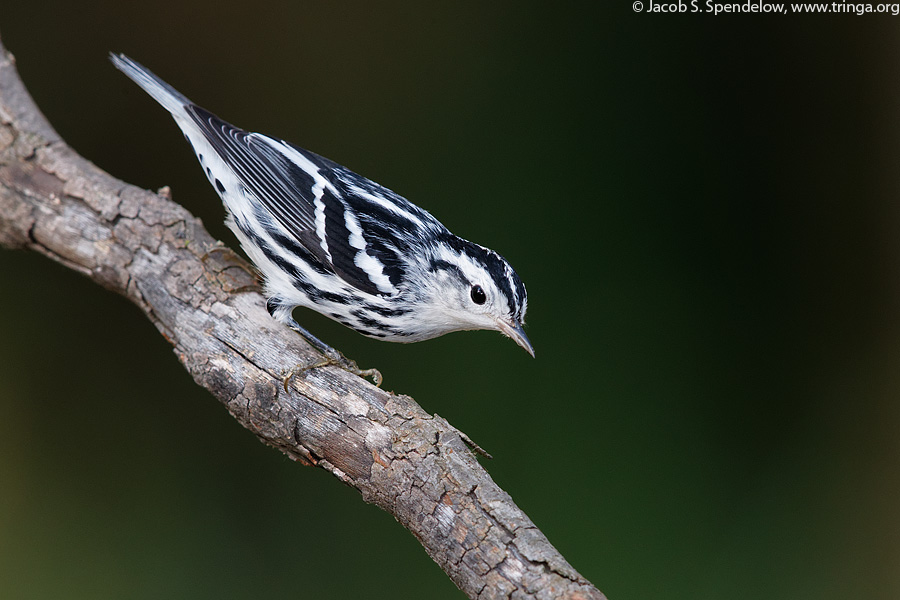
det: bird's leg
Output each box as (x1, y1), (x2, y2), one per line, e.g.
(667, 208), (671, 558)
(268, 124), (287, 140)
(266, 299), (382, 389)
(281, 321), (382, 391)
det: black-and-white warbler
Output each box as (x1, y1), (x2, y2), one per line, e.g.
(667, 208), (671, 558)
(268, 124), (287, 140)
(111, 54), (532, 375)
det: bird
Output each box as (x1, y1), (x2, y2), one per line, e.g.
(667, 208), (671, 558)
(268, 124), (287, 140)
(110, 53), (532, 383)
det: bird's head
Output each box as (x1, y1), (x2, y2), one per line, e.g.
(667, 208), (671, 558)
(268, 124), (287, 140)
(420, 236), (532, 356)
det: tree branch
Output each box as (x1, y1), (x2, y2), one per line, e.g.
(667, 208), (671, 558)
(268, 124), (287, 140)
(0, 35), (605, 600)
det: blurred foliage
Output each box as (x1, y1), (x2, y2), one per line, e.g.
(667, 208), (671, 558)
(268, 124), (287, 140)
(2, 2), (900, 599)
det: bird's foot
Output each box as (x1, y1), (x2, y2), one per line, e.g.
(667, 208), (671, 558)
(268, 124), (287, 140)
(282, 349), (382, 392)
(280, 322), (384, 392)
(276, 316), (383, 390)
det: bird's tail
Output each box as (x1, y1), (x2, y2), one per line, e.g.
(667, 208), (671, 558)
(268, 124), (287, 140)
(109, 53), (192, 115)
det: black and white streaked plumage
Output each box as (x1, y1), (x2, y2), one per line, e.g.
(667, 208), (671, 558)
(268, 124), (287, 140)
(110, 54), (532, 357)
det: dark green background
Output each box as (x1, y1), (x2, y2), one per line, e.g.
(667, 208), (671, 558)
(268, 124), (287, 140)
(2, 2), (899, 599)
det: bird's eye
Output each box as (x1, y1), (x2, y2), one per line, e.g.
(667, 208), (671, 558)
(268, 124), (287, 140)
(470, 285), (486, 305)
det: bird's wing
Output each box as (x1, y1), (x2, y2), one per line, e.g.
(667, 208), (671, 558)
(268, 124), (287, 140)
(187, 105), (415, 296)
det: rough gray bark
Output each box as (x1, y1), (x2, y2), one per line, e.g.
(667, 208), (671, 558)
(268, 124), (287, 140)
(0, 35), (605, 600)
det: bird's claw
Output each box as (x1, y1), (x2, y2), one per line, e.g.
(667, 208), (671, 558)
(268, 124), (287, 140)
(282, 352), (382, 392)
(282, 322), (382, 388)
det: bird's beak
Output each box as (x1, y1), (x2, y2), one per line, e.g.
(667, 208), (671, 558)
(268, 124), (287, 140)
(497, 319), (535, 358)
